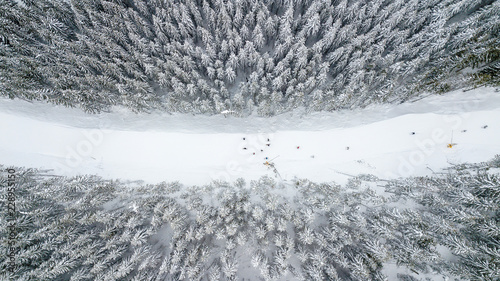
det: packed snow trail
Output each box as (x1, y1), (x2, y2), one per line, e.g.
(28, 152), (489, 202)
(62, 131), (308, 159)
(0, 87), (499, 185)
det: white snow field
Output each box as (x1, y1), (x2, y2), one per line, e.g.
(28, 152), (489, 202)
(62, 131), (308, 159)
(0, 87), (499, 185)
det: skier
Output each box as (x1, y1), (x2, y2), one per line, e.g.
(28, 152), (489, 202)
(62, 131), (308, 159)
(264, 161), (281, 179)
(448, 130), (456, 148)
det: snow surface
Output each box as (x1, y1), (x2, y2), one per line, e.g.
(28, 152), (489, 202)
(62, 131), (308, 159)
(0, 87), (499, 186)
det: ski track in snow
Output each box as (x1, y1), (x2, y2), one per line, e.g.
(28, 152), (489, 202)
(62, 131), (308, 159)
(0, 87), (499, 186)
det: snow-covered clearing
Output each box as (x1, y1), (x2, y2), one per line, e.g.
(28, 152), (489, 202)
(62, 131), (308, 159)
(0, 87), (499, 185)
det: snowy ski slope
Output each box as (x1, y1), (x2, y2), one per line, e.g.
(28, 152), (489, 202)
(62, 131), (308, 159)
(0, 87), (499, 185)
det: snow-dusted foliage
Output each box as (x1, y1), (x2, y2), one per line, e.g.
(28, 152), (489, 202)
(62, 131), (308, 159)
(1, 157), (499, 280)
(0, 0), (498, 114)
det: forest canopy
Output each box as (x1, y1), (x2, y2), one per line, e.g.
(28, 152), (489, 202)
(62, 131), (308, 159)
(0, 0), (499, 115)
(1, 157), (499, 280)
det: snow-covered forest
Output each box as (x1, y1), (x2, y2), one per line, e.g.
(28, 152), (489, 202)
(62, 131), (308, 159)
(0, 0), (499, 114)
(1, 0), (500, 280)
(1, 157), (500, 280)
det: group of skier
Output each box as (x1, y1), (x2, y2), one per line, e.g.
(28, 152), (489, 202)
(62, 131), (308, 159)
(240, 124), (489, 176)
(242, 137), (271, 156)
